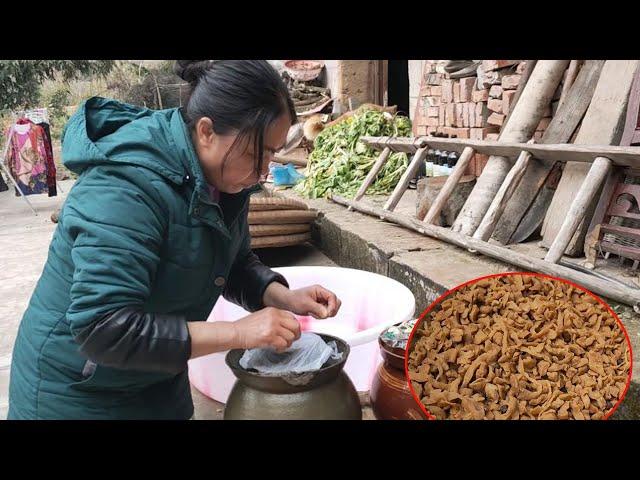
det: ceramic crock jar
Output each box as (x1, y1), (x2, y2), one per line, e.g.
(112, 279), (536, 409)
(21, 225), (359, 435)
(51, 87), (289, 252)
(370, 325), (427, 420)
(224, 333), (362, 420)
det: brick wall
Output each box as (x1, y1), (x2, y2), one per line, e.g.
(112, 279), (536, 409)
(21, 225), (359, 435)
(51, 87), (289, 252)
(413, 60), (562, 176)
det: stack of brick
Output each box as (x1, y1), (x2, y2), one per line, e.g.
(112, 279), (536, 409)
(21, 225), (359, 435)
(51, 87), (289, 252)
(482, 60), (555, 142)
(413, 60), (562, 176)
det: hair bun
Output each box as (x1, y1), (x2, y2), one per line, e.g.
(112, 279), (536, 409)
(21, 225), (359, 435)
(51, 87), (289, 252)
(174, 60), (214, 84)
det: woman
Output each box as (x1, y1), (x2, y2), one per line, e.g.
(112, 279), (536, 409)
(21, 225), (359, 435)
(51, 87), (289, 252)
(8, 60), (342, 420)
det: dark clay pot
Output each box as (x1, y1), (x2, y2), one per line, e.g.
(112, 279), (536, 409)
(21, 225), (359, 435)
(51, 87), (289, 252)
(224, 333), (362, 420)
(370, 335), (427, 420)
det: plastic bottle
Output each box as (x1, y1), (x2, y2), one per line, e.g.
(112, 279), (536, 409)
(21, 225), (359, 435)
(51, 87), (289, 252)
(425, 149), (435, 177)
(433, 149), (442, 176)
(439, 150), (450, 176)
(447, 135), (458, 176)
(447, 151), (458, 175)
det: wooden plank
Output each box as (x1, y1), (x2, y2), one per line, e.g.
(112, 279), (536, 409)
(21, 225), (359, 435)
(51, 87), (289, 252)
(452, 60), (570, 236)
(361, 136), (640, 166)
(542, 60), (640, 255)
(510, 163), (563, 243)
(383, 147), (428, 211)
(421, 146), (475, 223)
(352, 147), (392, 202)
(473, 149), (533, 241)
(557, 60), (582, 111)
(331, 194), (640, 308)
(621, 67), (640, 146)
(545, 157), (613, 263)
(491, 60), (606, 244)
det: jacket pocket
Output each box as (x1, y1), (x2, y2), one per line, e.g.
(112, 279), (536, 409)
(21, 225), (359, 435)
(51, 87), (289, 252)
(69, 362), (173, 393)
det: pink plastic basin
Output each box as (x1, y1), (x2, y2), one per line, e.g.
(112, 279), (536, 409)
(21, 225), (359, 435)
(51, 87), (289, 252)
(188, 266), (415, 403)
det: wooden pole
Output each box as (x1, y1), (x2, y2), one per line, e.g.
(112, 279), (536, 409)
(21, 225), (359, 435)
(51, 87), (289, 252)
(502, 60), (537, 128)
(544, 156), (613, 263)
(557, 60), (582, 111)
(330, 194), (640, 309)
(353, 147), (391, 202)
(383, 147), (428, 211)
(422, 146), (475, 224)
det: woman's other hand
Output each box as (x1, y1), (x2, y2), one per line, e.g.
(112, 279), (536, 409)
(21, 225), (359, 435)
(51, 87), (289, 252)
(264, 282), (342, 319)
(232, 307), (301, 352)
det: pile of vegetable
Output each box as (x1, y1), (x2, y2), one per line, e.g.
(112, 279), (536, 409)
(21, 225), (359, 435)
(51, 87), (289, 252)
(295, 109), (412, 199)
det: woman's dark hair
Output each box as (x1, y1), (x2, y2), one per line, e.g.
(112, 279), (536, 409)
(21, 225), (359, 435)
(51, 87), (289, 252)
(174, 60), (297, 178)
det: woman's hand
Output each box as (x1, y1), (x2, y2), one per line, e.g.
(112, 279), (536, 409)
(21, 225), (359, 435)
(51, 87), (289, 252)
(187, 307), (301, 358)
(232, 307), (301, 352)
(263, 282), (342, 319)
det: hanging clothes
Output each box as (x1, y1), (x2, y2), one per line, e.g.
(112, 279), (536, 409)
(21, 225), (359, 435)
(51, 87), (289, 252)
(3, 118), (55, 196)
(37, 121), (57, 197)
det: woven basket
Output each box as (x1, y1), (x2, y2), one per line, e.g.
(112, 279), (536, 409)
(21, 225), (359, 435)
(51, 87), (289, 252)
(283, 60), (324, 82)
(248, 209), (318, 225)
(251, 232), (312, 249)
(249, 196), (309, 211)
(249, 223), (311, 237)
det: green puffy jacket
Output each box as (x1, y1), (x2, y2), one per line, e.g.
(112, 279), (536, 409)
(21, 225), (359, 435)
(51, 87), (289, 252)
(8, 97), (286, 419)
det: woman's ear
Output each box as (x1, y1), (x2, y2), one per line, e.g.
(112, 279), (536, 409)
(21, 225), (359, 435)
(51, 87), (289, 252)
(194, 117), (215, 149)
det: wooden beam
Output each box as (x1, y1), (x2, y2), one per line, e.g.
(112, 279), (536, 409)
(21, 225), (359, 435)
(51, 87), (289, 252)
(352, 147), (391, 202)
(360, 136), (425, 153)
(361, 136), (640, 167)
(422, 146), (475, 224)
(544, 156), (613, 263)
(330, 194), (640, 309)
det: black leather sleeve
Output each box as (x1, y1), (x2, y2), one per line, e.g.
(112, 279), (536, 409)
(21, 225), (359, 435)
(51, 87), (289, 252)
(223, 249), (290, 313)
(73, 306), (192, 374)
(223, 202), (289, 312)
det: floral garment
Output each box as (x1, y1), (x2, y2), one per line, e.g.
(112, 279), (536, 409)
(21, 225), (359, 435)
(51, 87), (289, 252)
(3, 119), (55, 196)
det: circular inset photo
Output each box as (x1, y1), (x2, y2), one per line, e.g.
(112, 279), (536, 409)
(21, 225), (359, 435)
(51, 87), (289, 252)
(405, 273), (632, 420)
